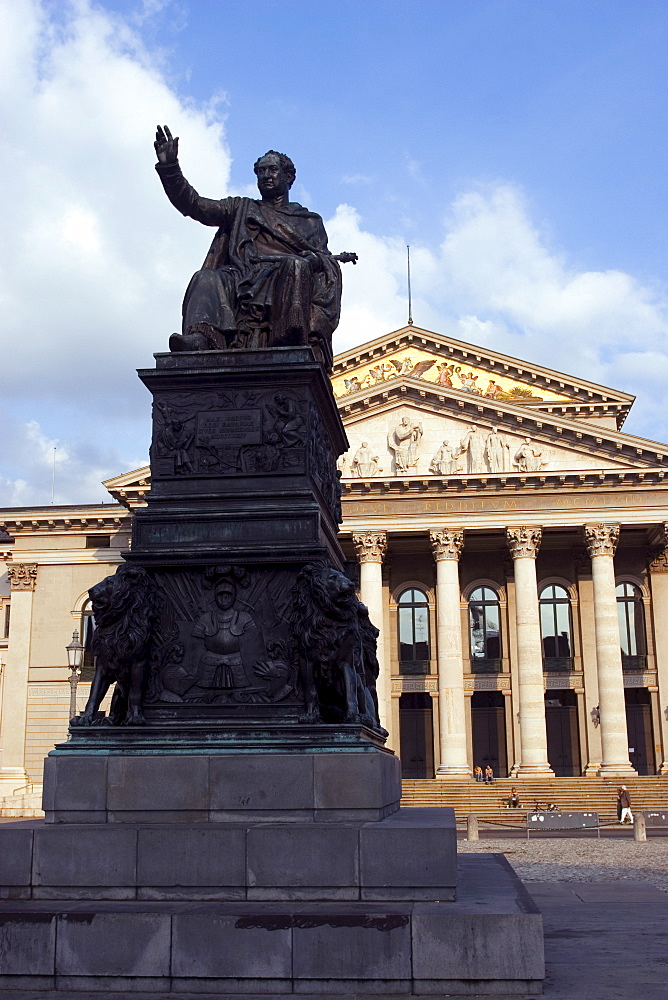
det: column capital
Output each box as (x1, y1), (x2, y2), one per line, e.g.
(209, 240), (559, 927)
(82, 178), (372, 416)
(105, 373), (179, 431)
(506, 526), (542, 560)
(429, 528), (464, 562)
(584, 523), (620, 558)
(7, 562), (38, 591)
(352, 531), (387, 564)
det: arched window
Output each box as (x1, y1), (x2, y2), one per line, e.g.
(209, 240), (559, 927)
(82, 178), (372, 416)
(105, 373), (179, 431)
(80, 601), (97, 682)
(469, 586), (501, 673)
(539, 584), (573, 672)
(397, 588), (430, 675)
(616, 582), (647, 671)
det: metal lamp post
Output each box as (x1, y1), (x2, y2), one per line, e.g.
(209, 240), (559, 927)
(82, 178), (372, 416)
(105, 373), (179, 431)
(66, 630), (84, 721)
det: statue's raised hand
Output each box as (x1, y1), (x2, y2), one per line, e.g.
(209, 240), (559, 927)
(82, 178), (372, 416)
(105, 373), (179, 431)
(154, 124), (179, 164)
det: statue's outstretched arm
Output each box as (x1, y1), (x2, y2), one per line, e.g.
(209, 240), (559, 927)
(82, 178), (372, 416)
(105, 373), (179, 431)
(154, 124), (234, 228)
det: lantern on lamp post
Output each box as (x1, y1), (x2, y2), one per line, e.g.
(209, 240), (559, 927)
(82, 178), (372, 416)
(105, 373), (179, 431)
(66, 630), (84, 721)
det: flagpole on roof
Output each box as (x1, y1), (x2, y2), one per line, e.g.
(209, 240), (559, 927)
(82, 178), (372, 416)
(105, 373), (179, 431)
(407, 245), (413, 326)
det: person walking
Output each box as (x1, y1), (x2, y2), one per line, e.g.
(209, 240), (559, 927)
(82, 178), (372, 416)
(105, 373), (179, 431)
(617, 785), (634, 824)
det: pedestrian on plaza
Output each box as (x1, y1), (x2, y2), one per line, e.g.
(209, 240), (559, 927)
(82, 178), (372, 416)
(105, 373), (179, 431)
(509, 786), (521, 808)
(617, 785), (633, 824)
(474, 766), (483, 781)
(484, 765), (494, 784)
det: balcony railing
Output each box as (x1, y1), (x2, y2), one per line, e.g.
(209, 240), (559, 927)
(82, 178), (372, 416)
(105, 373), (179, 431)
(470, 658), (502, 674)
(543, 657), (574, 673)
(399, 659), (430, 676)
(621, 654), (647, 673)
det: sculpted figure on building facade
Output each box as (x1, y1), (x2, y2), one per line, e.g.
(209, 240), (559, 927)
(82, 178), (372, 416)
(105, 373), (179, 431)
(154, 127), (357, 367)
(351, 442), (380, 478)
(485, 426), (511, 473)
(459, 424), (486, 474)
(429, 439), (457, 476)
(513, 437), (547, 473)
(388, 415), (423, 473)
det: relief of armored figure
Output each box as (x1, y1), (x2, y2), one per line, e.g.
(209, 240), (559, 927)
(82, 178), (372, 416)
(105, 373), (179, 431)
(351, 442), (380, 478)
(189, 569), (261, 701)
(388, 416), (423, 473)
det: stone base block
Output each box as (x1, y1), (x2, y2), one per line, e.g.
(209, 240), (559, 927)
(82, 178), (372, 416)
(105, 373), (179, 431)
(44, 738), (401, 824)
(0, 807), (457, 903)
(0, 856), (544, 995)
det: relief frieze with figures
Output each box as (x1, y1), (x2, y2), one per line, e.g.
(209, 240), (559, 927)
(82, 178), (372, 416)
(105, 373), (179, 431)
(151, 389), (308, 478)
(332, 346), (571, 402)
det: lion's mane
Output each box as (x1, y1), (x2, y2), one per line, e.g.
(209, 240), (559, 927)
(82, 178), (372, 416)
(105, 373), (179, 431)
(290, 562), (357, 682)
(90, 565), (159, 678)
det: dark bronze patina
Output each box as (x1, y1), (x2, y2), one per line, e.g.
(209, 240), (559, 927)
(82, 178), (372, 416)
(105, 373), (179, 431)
(155, 126), (357, 369)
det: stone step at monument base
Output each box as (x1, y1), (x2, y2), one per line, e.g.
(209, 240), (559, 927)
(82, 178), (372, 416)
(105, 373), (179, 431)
(44, 732), (400, 825)
(0, 855), (544, 996)
(0, 808), (457, 904)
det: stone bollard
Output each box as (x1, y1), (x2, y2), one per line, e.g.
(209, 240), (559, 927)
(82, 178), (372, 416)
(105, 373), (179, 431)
(467, 814), (479, 842)
(634, 812), (647, 842)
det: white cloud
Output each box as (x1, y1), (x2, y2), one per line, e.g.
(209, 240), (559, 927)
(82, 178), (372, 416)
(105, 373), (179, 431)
(3, 2), (668, 508)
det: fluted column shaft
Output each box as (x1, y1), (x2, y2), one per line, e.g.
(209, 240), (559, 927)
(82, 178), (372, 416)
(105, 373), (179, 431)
(352, 532), (389, 734)
(430, 529), (469, 775)
(585, 524), (635, 776)
(507, 528), (553, 776)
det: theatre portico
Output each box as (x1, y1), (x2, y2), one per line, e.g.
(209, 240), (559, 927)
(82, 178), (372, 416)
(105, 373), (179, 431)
(2, 325), (668, 808)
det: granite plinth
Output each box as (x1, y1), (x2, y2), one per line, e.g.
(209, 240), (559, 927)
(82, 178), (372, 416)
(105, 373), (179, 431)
(0, 855), (543, 995)
(0, 808), (457, 904)
(44, 733), (400, 824)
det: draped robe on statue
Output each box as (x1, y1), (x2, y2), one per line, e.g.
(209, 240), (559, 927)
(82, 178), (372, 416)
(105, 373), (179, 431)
(156, 162), (342, 364)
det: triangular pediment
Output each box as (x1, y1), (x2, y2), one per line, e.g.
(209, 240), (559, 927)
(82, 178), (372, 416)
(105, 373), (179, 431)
(333, 325), (634, 430)
(338, 387), (668, 480)
(103, 466), (150, 508)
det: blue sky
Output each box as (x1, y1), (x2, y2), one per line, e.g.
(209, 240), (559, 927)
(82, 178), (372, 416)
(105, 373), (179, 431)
(1, 0), (668, 504)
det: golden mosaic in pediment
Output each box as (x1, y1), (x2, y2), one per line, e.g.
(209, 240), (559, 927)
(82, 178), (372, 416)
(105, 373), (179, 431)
(331, 346), (571, 403)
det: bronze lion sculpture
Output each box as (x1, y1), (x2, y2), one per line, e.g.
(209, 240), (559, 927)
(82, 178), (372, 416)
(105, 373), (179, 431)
(290, 561), (385, 734)
(70, 565), (159, 727)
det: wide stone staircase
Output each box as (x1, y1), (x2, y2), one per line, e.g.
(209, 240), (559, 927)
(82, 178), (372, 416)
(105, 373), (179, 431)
(0, 783), (44, 818)
(401, 776), (668, 825)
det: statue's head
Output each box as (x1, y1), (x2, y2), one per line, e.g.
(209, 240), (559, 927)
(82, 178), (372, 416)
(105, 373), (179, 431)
(214, 579), (236, 612)
(254, 150), (296, 198)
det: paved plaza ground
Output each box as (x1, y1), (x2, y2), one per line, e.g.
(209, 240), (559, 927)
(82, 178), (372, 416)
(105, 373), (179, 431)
(0, 830), (666, 999)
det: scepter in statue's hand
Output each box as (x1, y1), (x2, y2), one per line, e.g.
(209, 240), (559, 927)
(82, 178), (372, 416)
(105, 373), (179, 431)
(333, 251), (358, 265)
(155, 125), (179, 164)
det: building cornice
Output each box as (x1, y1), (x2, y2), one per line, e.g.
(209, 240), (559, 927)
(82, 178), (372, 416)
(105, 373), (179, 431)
(341, 466), (668, 497)
(0, 506), (129, 536)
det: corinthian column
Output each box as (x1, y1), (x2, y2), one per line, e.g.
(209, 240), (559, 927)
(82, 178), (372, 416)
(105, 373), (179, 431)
(0, 563), (37, 796)
(584, 524), (635, 775)
(352, 532), (389, 733)
(430, 529), (470, 775)
(506, 527), (553, 776)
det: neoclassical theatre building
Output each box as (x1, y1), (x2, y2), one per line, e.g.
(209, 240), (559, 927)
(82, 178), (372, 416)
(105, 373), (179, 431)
(2, 324), (668, 804)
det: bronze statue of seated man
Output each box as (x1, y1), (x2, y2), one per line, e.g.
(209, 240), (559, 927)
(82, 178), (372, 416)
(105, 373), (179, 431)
(155, 127), (357, 368)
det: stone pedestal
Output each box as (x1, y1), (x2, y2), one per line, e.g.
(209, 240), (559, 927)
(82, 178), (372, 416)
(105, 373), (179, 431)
(0, 347), (544, 995)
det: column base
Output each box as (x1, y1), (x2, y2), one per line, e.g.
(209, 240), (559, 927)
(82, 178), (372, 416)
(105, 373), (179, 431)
(597, 763), (637, 777)
(584, 763), (602, 776)
(515, 764), (555, 777)
(0, 768), (31, 798)
(659, 761), (668, 776)
(436, 765), (472, 777)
